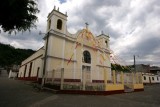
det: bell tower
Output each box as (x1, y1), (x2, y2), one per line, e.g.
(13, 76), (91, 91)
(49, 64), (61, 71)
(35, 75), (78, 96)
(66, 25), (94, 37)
(46, 6), (67, 34)
(96, 31), (110, 50)
(42, 7), (68, 86)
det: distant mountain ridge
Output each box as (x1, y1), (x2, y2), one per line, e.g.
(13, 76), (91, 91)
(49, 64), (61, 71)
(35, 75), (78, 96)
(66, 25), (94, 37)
(0, 43), (35, 67)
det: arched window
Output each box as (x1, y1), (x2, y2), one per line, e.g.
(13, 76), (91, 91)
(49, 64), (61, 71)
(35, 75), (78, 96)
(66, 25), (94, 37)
(105, 40), (108, 47)
(57, 19), (62, 30)
(83, 50), (91, 63)
(48, 20), (51, 30)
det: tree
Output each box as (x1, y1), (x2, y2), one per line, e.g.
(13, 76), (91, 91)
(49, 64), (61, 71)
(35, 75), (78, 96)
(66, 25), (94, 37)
(0, 0), (39, 33)
(111, 63), (131, 72)
(0, 43), (35, 67)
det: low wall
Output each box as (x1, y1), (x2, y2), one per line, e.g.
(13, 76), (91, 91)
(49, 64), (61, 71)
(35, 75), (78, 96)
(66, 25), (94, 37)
(105, 84), (124, 91)
(133, 84), (144, 89)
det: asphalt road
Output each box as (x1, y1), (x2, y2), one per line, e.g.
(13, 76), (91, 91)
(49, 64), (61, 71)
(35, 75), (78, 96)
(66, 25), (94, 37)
(0, 71), (160, 107)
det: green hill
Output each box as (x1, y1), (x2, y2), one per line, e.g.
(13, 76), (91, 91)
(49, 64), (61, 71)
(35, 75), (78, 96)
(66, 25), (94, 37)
(0, 43), (35, 67)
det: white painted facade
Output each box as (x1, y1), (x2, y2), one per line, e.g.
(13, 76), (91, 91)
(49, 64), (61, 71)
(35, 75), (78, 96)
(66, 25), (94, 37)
(18, 48), (44, 80)
(17, 7), (146, 93)
(8, 70), (17, 78)
(142, 73), (160, 84)
(18, 7), (111, 83)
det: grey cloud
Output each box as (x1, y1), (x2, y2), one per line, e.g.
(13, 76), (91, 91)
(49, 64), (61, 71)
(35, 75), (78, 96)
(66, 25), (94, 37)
(112, 0), (160, 66)
(132, 36), (160, 55)
(84, 0), (121, 7)
(67, 0), (121, 35)
(119, 34), (160, 65)
(3, 29), (43, 41)
(0, 28), (44, 50)
(1, 0), (160, 66)
(128, 0), (160, 30)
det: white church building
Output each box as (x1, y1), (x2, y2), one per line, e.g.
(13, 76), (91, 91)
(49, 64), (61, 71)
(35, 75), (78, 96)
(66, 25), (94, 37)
(18, 7), (144, 95)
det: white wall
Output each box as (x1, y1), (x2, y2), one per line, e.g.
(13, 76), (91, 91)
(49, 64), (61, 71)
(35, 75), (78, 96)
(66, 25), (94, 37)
(142, 75), (150, 84)
(142, 74), (160, 84)
(8, 70), (17, 78)
(18, 48), (44, 78)
(154, 76), (160, 83)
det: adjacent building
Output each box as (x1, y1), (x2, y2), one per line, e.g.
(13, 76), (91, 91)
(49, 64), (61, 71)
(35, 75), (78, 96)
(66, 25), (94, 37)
(134, 64), (160, 84)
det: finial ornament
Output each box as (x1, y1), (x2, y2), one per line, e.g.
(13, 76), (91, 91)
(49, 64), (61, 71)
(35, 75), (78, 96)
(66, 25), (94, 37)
(85, 22), (89, 29)
(101, 31), (104, 34)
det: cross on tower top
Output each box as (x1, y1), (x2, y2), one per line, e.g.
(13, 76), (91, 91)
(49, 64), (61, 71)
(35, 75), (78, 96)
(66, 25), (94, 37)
(85, 22), (89, 29)
(101, 31), (104, 34)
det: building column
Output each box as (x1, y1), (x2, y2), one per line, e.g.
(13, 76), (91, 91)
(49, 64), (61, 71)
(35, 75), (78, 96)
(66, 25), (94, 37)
(104, 68), (107, 89)
(113, 70), (116, 84)
(73, 46), (76, 79)
(82, 69), (86, 90)
(136, 72), (139, 84)
(52, 69), (55, 85)
(132, 72), (134, 84)
(121, 71), (124, 84)
(140, 72), (143, 84)
(60, 68), (64, 90)
(61, 38), (65, 68)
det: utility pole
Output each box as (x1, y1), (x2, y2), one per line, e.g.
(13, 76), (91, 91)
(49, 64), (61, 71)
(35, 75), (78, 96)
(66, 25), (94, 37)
(41, 32), (49, 88)
(134, 55), (136, 72)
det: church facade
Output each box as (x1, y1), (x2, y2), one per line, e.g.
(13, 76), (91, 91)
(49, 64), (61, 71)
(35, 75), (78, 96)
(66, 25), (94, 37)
(18, 7), (144, 94)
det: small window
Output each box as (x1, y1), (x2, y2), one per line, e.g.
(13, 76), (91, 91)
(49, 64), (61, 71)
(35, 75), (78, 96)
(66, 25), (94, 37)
(57, 19), (62, 30)
(157, 77), (159, 81)
(144, 76), (146, 80)
(105, 40), (108, 46)
(48, 20), (51, 30)
(152, 77), (154, 81)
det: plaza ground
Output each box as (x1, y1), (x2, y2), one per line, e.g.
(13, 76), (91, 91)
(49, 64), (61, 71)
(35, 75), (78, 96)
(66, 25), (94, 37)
(0, 70), (160, 107)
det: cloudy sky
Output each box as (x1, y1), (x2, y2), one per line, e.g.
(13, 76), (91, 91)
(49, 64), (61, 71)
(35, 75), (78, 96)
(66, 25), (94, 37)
(0, 0), (160, 66)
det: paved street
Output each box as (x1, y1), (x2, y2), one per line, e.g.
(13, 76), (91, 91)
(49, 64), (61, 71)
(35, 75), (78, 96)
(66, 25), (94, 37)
(0, 74), (52, 107)
(0, 70), (160, 107)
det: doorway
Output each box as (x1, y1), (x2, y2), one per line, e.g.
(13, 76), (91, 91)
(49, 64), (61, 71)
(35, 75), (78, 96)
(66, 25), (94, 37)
(82, 65), (91, 83)
(149, 77), (151, 84)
